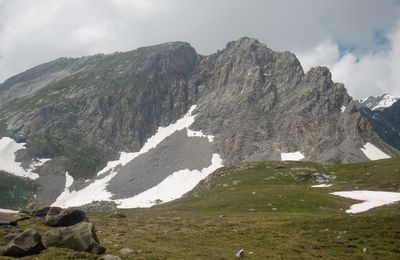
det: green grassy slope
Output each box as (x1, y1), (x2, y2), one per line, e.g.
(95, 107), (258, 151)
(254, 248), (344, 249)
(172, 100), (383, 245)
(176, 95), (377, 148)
(0, 171), (37, 210)
(1, 158), (400, 259)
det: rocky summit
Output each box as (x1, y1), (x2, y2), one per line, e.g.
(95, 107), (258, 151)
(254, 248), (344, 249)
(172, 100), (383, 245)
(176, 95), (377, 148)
(0, 37), (399, 209)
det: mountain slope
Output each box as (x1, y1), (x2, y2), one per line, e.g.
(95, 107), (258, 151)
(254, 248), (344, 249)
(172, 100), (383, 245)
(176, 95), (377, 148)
(0, 37), (399, 207)
(5, 157), (400, 259)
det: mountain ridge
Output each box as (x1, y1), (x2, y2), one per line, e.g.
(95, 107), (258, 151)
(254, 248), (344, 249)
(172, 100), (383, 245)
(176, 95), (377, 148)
(0, 37), (399, 208)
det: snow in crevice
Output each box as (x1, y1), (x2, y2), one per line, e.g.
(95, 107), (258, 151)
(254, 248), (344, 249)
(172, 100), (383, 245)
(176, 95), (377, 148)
(52, 105), (223, 208)
(281, 151), (304, 161)
(0, 137), (51, 180)
(187, 129), (214, 142)
(360, 142), (390, 161)
(117, 153), (223, 208)
(331, 190), (400, 213)
(341, 106), (346, 113)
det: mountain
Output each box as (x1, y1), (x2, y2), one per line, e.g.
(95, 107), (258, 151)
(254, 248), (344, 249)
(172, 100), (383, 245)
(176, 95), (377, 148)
(356, 94), (400, 110)
(0, 37), (399, 209)
(360, 100), (400, 151)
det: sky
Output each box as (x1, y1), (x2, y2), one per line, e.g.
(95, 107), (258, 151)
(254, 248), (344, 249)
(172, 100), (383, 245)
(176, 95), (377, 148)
(0, 0), (399, 98)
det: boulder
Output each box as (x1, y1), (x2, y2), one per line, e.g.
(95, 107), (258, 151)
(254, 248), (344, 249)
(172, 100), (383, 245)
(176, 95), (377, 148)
(44, 207), (87, 227)
(20, 203), (50, 217)
(0, 213), (17, 226)
(0, 228), (45, 257)
(43, 221), (105, 254)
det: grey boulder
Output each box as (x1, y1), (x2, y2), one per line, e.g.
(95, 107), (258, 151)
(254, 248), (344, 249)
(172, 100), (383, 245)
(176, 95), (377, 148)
(43, 221), (105, 254)
(44, 207), (87, 227)
(20, 203), (50, 217)
(0, 228), (45, 258)
(0, 213), (17, 226)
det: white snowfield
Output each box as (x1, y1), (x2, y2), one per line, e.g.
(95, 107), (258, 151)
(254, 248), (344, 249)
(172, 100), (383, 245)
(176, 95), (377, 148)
(0, 137), (50, 180)
(360, 142), (390, 161)
(117, 153), (223, 208)
(52, 105), (223, 208)
(341, 106), (346, 113)
(311, 184), (332, 188)
(281, 151), (304, 161)
(331, 190), (400, 213)
(0, 208), (19, 214)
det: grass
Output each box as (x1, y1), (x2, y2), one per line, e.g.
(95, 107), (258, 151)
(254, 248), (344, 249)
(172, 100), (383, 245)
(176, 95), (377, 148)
(0, 171), (37, 210)
(1, 158), (400, 259)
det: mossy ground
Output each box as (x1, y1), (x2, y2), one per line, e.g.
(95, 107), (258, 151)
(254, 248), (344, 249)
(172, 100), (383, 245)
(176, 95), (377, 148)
(0, 172), (37, 210)
(1, 158), (400, 259)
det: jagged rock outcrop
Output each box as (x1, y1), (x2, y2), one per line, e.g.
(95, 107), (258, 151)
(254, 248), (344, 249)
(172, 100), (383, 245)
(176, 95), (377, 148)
(191, 38), (395, 163)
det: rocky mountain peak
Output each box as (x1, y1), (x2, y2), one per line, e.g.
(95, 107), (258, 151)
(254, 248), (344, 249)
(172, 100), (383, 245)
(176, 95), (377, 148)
(0, 38), (399, 207)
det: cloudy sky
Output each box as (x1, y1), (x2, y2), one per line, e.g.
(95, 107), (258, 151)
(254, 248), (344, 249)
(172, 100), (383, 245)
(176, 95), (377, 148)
(0, 0), (399, 98)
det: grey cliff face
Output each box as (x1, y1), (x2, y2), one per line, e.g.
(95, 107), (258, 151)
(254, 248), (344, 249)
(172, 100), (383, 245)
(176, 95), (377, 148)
(191, 38), (397, 163)
(0, 37), (398, 187)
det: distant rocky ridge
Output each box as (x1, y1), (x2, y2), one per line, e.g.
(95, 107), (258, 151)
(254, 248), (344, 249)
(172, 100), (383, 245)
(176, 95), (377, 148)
(360, 100), (400, 151)
(0, 37), (399, 208)
(356, 94), (400, 111)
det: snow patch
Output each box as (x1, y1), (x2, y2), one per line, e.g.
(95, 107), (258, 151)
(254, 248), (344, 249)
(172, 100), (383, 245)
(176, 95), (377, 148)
(52, 105), (223, 208)
(187, 129), (214, 142)
(117, 153), (223, 208)
(360, 142), (390, 160)
(52, 171), (117, 208)
(311, 184), (332, 188)
(0, 208), (19, 214)
(281, 151), (304, 161)
(0, 137), (50, 180)
(331, 190), (400, 213)
(341, 106), (346, 112)
(97, 105), (197, 177)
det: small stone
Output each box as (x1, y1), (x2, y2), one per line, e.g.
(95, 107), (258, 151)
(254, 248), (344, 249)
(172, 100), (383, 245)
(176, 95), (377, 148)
(236, 249), (245, 259)
(119, 247), (135, 254)
(98, 254), (121, 260)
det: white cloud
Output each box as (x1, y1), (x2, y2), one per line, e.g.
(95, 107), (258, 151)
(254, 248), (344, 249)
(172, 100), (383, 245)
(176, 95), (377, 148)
(0, 0), (399, 99)
(297, 21), (400, 98)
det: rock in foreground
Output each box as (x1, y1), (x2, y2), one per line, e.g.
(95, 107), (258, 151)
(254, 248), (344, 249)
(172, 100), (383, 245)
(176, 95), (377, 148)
(44, 207), (87, 227)
(43, 221), (105, 254)
(0, 228), (45, 258)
